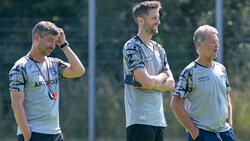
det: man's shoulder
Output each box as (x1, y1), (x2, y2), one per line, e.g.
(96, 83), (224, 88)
(185, 61), (197, 69)
(151, 40), (162, 47)
(46, 56), (58, 61)
(9, 56), (30, 75)
(124, 36), (143, 49)
(13, 56), (29, 67)
(213, 61), (225, 68)
(151, 40), (165, 53)
(46, 56), (63, 64)
(180, 61), (198, 76)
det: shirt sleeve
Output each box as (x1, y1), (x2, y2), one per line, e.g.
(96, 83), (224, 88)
(173, 68), (193, 98)
(57, 58), (68, 78)
(224, 68), (232, 94)
(123, 44), (145, 72)
(9, 64), (26, 92)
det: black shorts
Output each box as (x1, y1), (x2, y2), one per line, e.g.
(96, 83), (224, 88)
(126, 124), (165, 141)
(17, 132), (64, 141)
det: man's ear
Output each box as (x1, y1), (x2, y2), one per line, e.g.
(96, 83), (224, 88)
(33, 33), (40, 41)
(197, 41), (204, 48)
(137, 17), (144, 25)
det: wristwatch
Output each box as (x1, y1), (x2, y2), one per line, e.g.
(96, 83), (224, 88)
(60, 41), (69, 49)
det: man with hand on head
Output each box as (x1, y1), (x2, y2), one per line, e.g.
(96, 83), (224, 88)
(9, 21), (85, 141)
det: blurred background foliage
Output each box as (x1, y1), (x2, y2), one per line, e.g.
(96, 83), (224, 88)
(0, 0), (249, 140)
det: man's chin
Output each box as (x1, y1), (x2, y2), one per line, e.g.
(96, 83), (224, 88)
(147, 30), (158, 35)
(45, 52), (51, 56)
(153, 31), (158, 35)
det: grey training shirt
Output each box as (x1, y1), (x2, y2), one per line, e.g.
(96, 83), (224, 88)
(9, 56), (67, 135)
(173, 61), (231, 132)
(123, 36), (169, 128)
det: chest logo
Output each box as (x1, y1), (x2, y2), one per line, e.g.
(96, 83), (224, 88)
(49, 67), (57, 75)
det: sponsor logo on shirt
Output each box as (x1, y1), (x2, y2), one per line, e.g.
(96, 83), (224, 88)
(139, 115), (146, 120)
(197, 75), (210, 83)
(34, 78), (59, 87)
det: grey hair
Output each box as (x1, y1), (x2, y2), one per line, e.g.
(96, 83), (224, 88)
(32, 21), (60, 40)
(193, 25), (218, 47)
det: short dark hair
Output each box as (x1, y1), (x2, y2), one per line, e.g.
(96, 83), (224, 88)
(132, 1), (162, 24)
(32, 21), (60, 40)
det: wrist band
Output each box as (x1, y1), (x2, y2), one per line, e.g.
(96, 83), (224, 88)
(60, 41), (69, 49)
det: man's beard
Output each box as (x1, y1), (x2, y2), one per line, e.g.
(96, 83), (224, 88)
(43, 49), (53, 56)
(144, 24), (158, 35)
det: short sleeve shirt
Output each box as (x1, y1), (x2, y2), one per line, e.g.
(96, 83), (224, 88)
(173, 61), (232, 132)
(9, 56), (68, 135)
(123, 36), (169, 127)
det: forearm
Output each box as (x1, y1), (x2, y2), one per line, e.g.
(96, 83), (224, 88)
(150, 72), (168, 88)
(61, 46), (85, 77)
(227, 96), (233, 126)
(172, 104), (197, 132)
(153, 79), (175, 92)
(134, 68), (167, 89)
(153, 71), (175, 92)
(139, 72), (167, 89)
(170, 96), (199, 138)
(12, 105), (31, 140)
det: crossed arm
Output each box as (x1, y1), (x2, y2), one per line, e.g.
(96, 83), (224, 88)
(133, 66), (175, 92)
